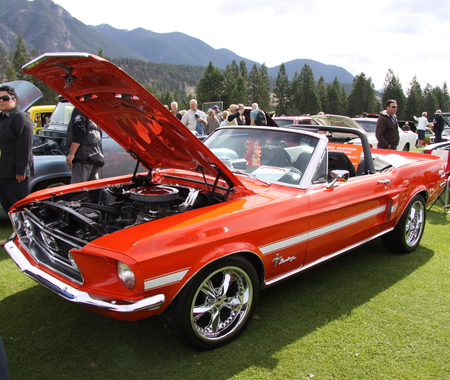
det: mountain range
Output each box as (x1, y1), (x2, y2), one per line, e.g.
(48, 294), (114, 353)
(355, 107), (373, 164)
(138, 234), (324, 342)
(0, 0), (354, 84)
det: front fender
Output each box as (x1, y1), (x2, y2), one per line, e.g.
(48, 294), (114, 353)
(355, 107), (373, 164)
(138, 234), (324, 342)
(29, 155), (71, 190)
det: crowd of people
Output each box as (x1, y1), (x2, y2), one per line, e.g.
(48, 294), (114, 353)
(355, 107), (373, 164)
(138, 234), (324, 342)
(166, 99), (268, 136)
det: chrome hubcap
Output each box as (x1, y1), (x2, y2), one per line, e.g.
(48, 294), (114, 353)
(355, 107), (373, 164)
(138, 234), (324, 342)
(405, 200), (424, 247)
(190, 266), (253, 342)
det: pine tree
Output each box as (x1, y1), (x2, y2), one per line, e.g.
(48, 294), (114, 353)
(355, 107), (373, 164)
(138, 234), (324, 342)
(405, 76), (423, 121)
(294, 64), (321, 115)
(10, 31), (31, 81)
(382, 69), (406, 119)
(239, 60), (248, 81)
(288, 71), (302, 115)
(316, 76), (327, 113)
(222, 63), (237, 108)
(230, 75), (248, 105)
(257, 63), (271, 110)
(422, 84), (438, 120)
(247, 63), (270, 109)
(195, 61), (224, 104)
(432, 84), (448, 113)
(346, 73), (378, 117)
(326, 77), (342, 115)
(247, 64), (259, 105)
(273, 63), (290, 116)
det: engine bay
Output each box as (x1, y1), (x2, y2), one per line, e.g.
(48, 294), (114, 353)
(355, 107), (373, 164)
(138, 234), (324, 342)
(25, 182), (208, 243)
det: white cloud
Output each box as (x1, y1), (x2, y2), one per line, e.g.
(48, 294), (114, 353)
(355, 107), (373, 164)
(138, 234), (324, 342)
(53, 0), (450, 91)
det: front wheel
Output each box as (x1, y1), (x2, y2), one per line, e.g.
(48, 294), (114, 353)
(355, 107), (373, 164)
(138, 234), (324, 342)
(163, 256), (259, 350)
(382, 194), (426, 253)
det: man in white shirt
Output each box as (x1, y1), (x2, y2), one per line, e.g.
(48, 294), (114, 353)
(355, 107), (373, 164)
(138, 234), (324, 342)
(416, 111), (428, 147)
(181, 99), (207, 133)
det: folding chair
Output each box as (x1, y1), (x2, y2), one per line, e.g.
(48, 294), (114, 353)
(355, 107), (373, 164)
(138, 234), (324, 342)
(428, 149), (450, 213)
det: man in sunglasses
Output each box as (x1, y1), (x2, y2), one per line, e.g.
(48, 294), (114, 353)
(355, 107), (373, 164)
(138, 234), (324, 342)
(0, 85), (34, 245)
(375, 99), (400, 150)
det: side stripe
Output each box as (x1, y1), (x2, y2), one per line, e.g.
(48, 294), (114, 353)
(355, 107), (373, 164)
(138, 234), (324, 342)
(144, 269), (189, 290)
(260, 205), (386, 255)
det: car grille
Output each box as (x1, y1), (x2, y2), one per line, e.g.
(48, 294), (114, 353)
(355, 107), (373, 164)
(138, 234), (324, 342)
(13, 209), (84, 284)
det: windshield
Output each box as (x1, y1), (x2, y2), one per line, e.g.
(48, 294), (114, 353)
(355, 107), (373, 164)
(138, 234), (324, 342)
(275, 118), (318, 126)
(48, 101), (74, 125)
(353, 120), (377, 134)
(205, 127), (321, 185)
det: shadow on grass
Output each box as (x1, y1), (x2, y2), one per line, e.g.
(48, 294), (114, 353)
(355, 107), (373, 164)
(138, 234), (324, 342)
(426, 207), (450, 226)
(0, 238), (433, 380)
(0, 219), (12, 263)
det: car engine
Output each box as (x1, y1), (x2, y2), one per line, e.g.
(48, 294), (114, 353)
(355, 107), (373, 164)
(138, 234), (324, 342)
(30, 184), (205, 242)
(11, 183), (208, 284)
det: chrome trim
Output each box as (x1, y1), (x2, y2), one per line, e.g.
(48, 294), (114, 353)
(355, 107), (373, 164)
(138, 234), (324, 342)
(5, 241), (165, 313)
(264, 228), (394, 286)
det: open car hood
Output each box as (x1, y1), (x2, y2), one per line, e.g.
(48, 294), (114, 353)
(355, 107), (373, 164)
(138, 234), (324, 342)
(1, 80), (43, 111)
(23, 53), (245, 190)
(311, 114), (366, 131)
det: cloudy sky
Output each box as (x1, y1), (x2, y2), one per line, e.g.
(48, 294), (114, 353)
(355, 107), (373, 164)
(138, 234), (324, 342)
(52, 0), (450, 91)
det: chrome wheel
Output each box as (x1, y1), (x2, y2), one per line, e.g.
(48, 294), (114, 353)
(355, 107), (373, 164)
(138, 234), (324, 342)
(191, 266), (253, 342)
(404, 199), (425, 248)
(382, 194), (426, 253)
(164, 256), (258, 350)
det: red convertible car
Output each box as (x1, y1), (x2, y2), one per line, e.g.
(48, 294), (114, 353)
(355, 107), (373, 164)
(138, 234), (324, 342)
(5, 53), (447, 350)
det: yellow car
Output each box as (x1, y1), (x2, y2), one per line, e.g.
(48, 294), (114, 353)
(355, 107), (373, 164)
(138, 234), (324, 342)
(28, 104), (55, 133)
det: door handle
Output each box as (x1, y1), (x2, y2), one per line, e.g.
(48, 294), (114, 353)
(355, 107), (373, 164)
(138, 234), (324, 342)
(378, 179), (390, 184)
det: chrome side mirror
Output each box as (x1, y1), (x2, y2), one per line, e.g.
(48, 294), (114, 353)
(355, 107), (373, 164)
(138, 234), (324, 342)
(327, 170), (349, 189)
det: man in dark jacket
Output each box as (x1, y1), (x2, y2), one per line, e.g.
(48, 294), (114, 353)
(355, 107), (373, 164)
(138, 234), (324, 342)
(433, 110), (448, 143)
(0, 85), (34, 228)
(376, 99), (400, 149)
(66, 107), (104, 183)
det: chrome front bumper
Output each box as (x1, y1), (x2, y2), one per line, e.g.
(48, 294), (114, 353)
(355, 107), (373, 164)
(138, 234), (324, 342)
(5, 240), (165, 313)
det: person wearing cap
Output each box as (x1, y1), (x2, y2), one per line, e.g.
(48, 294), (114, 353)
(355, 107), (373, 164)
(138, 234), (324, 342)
(0, 85), (34, 245)
(433, 109), (448, 143)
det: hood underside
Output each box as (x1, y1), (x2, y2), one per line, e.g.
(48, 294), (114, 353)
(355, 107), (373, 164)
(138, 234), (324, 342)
(22, 53), (244, 189)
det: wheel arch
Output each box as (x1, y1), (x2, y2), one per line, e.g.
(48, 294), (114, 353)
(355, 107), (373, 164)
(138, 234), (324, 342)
(162, 248), (265, 312)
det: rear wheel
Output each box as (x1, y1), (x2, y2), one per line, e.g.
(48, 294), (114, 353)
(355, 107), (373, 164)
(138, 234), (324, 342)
(164, 256), (259, 350)
(382, 194), (426, 253)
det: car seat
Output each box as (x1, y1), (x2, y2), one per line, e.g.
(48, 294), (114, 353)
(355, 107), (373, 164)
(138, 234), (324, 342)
(327, 152), (356, 179)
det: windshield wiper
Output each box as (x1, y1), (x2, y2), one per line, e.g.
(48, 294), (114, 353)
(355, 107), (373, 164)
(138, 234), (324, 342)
(231, 170), (270, 185)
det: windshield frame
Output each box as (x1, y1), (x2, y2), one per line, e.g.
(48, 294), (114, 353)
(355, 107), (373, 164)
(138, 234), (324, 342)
(204, 126), (328, 189)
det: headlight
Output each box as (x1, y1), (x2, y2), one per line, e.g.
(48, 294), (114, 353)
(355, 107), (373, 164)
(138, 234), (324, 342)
(117, 261), (136, 290)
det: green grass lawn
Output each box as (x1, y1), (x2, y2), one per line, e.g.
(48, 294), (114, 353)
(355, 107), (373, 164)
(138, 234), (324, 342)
(1, 202), (449, 380)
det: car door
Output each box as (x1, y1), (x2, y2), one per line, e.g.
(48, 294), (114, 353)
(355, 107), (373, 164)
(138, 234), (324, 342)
(302, 172), (395, 266)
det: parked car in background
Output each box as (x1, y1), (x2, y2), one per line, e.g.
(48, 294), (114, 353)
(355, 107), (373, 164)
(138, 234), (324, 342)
(398, 120), (417, 133)
(273, 116), (319, 127)
(28, 104), (55, 133)
(429, 127), (450, 144)
(5, 53), (446, 350)
(0, 80), (42, 112)
(0, 92), (142, 219)
(33, 98), (74, 155)
(424, 127), (434, 145)
(351, 117), (417, 151)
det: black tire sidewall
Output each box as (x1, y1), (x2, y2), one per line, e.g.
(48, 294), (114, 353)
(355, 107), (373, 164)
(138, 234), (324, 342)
(382, 194), (426, 253)
(164, 255), (259, 350)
